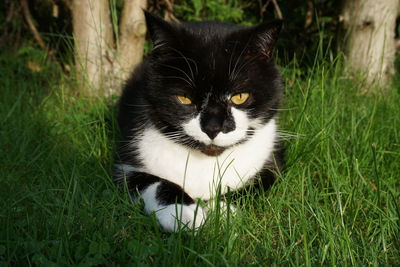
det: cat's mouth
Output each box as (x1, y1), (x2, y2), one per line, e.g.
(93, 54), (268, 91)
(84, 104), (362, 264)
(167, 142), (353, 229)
(200, 144), (226, 157)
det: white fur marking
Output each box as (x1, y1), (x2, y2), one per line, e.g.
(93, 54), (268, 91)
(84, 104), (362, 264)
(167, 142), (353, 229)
(213, 108), (248, 147)
(138, 119), (277, 199)
(182, 114), (211, 145)
(140, 182), (205, 232)
(155, 203), (205, 232)
(182, 108), (250, 147)
(141, 182), (162, 213)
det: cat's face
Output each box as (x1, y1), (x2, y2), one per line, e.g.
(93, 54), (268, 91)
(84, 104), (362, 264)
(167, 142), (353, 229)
(143, 13), (283, 156)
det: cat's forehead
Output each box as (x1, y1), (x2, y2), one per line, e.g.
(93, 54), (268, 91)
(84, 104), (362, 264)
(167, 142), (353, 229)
(180, 22), (241, 55)
(161, 48), (249, 99)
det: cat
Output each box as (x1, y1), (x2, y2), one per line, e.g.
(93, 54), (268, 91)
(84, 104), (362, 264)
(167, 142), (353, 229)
(114, 11), (284, 232)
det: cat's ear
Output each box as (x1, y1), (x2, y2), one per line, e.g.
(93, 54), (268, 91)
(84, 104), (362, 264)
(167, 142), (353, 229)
(230, 20), (282, 59)
(144, 11), (180, 48)
(252, 20), (283, 58)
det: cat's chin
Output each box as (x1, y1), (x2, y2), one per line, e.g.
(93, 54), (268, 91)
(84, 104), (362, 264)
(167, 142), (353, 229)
(199, 144), (226, 157)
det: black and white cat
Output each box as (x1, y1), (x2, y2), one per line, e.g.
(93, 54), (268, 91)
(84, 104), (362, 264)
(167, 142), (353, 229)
(114, 12), (284, 232)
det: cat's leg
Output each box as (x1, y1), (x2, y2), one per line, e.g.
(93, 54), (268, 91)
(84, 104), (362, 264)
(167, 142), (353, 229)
(259, 145), (284, 190)
(143, 179), (206, 232)
(114, 165), (205, 232)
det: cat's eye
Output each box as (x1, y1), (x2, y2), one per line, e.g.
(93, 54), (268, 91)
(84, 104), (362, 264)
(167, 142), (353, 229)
(176, 95), (192, 105)
(230, 93), (250, 105)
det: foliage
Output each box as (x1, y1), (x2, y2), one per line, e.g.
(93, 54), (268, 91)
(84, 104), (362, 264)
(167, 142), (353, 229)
(0, 0), (347, 66)
(174, 0), (244, 23)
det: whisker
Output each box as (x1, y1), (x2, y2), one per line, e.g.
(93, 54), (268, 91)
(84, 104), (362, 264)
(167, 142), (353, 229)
(277, 131), (306, 140)
(269, 107), (298, 111)
(230, 38), (252, 81)
(228, 41), (238, 78)
(168, 47), (196, 79)
(231, 56), (257, 81)
(156, 62), (194, 86)
(160, 76), (194, 87)
(168, 56), (198, 75)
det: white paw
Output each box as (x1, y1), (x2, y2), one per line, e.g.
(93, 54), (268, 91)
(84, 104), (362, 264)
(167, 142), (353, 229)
(155, 203), (206, 232)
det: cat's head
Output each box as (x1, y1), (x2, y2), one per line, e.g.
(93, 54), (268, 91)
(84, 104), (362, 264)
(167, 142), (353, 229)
(142, 12), (283, 156)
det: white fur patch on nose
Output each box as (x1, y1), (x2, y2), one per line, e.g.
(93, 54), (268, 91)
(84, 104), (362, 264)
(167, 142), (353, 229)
(182, 114), (212, 145)
(213, 108), (248, 147)
(182, 108), (249, 147)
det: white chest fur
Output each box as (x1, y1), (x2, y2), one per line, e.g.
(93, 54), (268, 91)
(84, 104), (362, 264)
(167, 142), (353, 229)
(136, 119), (277, 200)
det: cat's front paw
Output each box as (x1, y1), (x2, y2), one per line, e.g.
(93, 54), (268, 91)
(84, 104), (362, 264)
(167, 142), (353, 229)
(155, 203), (205, 232)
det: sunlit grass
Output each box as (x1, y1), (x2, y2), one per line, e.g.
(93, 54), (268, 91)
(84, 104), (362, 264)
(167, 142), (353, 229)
(0, 48), (399, 266)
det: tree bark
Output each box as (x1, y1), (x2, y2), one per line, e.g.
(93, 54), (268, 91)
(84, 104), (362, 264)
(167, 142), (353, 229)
(117, 0), (147, 83)
(72, 0), (147, 96)
(341, 0), (399, 90)
(72, 0), (114, 95)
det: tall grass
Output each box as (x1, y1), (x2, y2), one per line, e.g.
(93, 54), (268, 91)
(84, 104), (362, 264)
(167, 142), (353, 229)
(0, 47), (399, 266)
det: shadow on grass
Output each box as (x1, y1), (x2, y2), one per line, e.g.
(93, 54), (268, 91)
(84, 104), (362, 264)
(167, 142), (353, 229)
(0, 50), (148, 265)
(0, 50), (227, 266)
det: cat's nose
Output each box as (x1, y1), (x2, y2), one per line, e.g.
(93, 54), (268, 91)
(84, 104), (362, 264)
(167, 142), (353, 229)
(202, 122), (221, 140)
(205, 129), (219, 140)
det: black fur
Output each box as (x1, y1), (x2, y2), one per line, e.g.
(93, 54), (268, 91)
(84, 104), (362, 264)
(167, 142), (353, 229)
(156, 180), (195, 206)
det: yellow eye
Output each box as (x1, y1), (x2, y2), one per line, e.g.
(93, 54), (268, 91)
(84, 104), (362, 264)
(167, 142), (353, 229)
(230, 93), (249, 105)
(176, 95), (192, 105)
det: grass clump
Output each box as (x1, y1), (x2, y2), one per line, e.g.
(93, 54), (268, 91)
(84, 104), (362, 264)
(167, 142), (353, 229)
(0, 48), (399, 266)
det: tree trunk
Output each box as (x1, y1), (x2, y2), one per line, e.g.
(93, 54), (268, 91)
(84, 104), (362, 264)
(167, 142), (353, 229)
(72, 0), (114, 95)
(341, 0), (399, 91)
(72, 0), (147, 96)
(117, 0), (147, 83)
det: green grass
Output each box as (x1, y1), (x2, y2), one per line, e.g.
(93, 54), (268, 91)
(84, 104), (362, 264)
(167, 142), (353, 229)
(1, 48), (399, 266)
